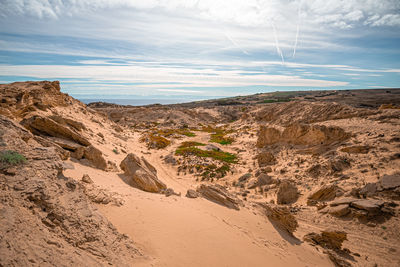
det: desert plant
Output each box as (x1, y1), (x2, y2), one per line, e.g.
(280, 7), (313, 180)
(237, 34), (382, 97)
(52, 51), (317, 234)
(176, 143), (237, 164)
(0, 150), (27, 167)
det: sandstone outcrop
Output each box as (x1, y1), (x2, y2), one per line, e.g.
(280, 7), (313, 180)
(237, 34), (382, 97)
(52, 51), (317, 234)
(21, 115), (90, 146)
(120, 153), (167, 193)
(304, 231), (347, 250)
(304, 231), (350, 267)
(259, 203), (298, 236)
(257, 124), (350, 149)
(359, 173), (400, 200)
(321, 197), (396, 219)
(255, 101), (375, 125)
(0, 81), (76, 118)
(197, 184), (241, 210)
(0, 115), (140, 266)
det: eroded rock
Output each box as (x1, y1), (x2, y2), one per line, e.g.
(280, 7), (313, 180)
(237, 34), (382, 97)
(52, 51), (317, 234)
(186, 189), (199, 198)
(247, 174), (274, 189)
(277, 181), (298, 204)
(21, 115), (90, 146)
(197, 184), (241, 210)
(259, 203), (298, 236)
(120, 153), (167, 193)
(256, 151), (277, 166)
(257, 124), (350, 148)
(83, 145), (108, 170)
(308, 185), (343, 205)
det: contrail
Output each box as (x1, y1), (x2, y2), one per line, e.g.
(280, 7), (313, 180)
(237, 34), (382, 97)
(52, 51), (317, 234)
(224, 32), (250, 55)
(292, 3), (301, 58)
(271, 21), (285, 65)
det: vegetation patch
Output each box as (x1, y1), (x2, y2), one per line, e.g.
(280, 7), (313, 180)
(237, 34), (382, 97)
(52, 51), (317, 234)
(140, 133), (171, 149)
(199, 125), (234, 145)
(260, 98), (293, 104)
(0, 150), (27, 168)
(156, 128), (196, 138)
(175, 142), (237, 164)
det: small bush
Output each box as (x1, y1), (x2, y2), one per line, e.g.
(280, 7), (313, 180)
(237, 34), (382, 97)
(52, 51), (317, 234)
(141, 133), (171, 149)
(0, 150), (27, 167)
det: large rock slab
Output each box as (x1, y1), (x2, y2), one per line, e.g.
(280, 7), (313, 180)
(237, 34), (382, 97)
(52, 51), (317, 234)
(308, 185), (342, 205)
(197, 184), (241, 210)
(320, 204), (350, 217)
(379, 174), (400, 190)
(120, 153), (166, 193)
(350, 199), (384, 213)
(277, 181), (298, 204)
(21, 115), (90, 146)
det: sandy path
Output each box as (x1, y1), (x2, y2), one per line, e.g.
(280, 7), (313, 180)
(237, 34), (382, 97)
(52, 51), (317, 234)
(65, 158), (332, 267)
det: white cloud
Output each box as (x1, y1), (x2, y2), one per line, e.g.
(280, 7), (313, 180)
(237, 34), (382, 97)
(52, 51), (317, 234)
(2, 0), (399, 28)
(0, 64), (348, 93)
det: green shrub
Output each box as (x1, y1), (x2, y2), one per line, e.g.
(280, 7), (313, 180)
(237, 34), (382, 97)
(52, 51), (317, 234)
(0, 150), (27, 167)
(176, 143), (237, 164)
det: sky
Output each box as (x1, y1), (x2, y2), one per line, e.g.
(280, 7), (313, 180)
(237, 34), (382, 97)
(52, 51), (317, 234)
(0, 0), (400, 103)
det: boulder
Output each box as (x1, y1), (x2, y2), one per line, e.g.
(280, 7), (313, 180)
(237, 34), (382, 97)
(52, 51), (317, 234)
(205, 144), (221, 151)
(259, 203), (298, 236)
(359, 183), (377, 197)
(320, 204), (350, 217)
(379, 174), (400, 190)
(350, 199), (384, 213)
(197, 184), (240, 210)
(330, 197), (359, 207)
(164, 188), (181, 197)
(238, 173), (252, 184)
(303, 231), (347, 251)
(186, 189), (199, 198)
(163, 153), (177, 165)
(308, 185), (342, 205)
(247, 174), (274, 189)
(83, 145), (108, 170)
(81, 174), (93, 184)
(256, 151), (276, 166)
(328, 157), (351, 173)
(120, 153), (166, 193)
(277, 181), (298, 204)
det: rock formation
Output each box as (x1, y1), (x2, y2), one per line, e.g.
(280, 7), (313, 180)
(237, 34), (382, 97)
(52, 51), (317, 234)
(197, 184), (241, 210)
(120, 153), (167, 193)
